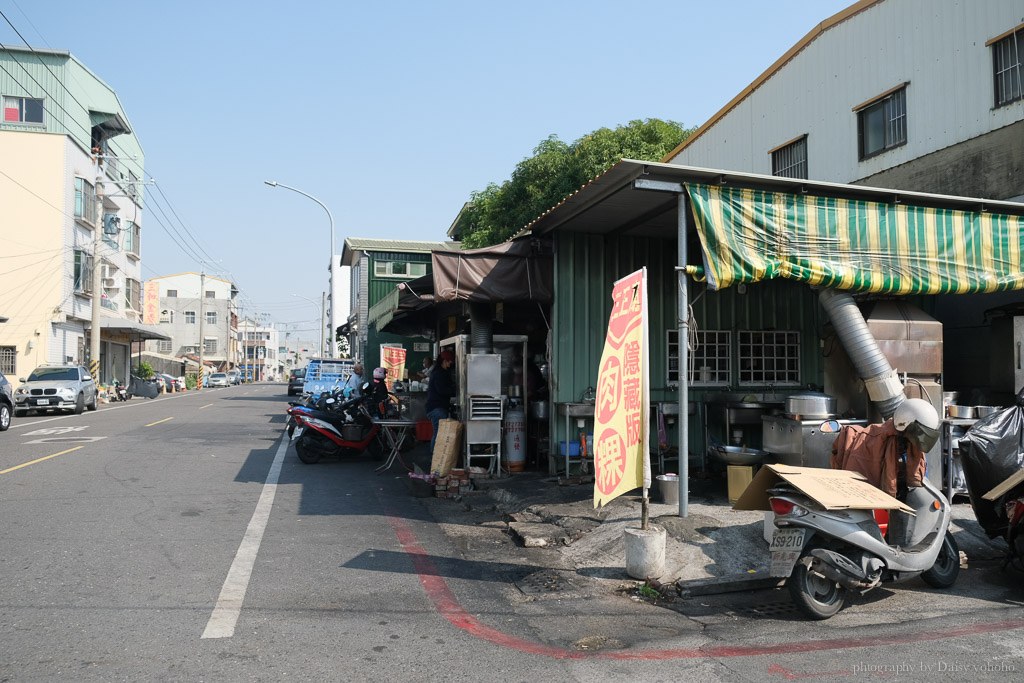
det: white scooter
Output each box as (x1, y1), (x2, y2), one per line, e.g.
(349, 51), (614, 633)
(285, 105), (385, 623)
(767, 399), (960, 619)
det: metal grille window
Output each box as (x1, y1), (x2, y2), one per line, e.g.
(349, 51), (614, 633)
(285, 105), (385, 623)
(166, 289), (177, 298)
(738, 330), (800, 385)
(374, 261), (428, 278)
(993, 27), (1023, 107)
(204, 338), (218, 354)
(771, 136), (808, 179)
(857, 86), (907, 159)
(206, 311), (217, 325)
(0, 346), (15, 375)
(667, 329), (731, 385)
(184, 310), (196, 324)
(157, 340), (173, 353)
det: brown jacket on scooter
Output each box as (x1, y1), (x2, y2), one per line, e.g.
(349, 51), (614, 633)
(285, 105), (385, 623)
(830, 420), (926, 497)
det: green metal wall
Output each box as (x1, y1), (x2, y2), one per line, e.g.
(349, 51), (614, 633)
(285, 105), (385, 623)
(364, 250), (434, 370)
(550, 230), (824, 461)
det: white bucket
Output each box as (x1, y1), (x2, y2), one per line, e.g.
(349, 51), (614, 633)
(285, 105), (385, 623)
(504, 408), (526, 471)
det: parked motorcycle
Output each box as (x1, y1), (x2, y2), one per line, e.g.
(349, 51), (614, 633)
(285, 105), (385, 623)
(767, 399), (959, 619)
(289, 387), (383, 464)
(111, 381), (130, 402)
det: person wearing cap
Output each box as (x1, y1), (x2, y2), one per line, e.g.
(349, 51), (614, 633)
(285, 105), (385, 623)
(425, 350), (456, 454)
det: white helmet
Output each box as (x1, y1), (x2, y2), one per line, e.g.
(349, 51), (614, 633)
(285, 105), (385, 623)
(893, 398), (940, 452)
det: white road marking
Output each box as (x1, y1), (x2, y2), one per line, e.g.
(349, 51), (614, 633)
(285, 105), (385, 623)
(201, 433), (288, 639)
(25, 436), (106, 444)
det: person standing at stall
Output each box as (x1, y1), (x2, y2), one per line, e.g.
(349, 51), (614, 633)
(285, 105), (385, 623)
(425, 350), (456, 455)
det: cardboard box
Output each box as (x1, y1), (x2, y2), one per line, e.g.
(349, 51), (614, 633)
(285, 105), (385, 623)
(429, 419), (463, 476)
(732, 464), (913, 512)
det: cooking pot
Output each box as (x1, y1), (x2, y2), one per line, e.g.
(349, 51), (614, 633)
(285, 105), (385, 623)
(946, 404), (975, 419)
(785, 391), (837, 419)
(529, 400), (549, 421)
(974, 405), (999, 418)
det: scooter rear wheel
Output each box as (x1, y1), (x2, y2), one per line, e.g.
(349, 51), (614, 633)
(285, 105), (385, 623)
(788, 552), (847, 620)
(294, 434), (323, 464)
(921, 531), (960, 588)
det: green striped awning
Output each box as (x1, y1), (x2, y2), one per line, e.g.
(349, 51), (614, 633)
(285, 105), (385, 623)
(686, 183), (1024, 294)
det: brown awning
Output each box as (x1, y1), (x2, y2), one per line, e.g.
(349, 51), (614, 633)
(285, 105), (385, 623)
(431, 238), (552, 303)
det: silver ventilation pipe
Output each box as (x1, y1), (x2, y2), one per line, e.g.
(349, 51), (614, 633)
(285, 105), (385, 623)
(819, 289), (906, 419)
(469, 302), (493, 354)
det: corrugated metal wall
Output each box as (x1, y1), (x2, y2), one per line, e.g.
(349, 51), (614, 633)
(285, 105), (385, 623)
(362, 250), (434, 369)
(668, 0), (1023, 185)
(551, 230), (824, 460)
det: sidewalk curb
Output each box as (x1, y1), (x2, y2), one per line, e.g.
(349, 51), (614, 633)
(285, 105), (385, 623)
(677, 572), (783, 597)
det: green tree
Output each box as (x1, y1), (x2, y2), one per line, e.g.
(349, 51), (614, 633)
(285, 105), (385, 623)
(457, 119), (693, 247)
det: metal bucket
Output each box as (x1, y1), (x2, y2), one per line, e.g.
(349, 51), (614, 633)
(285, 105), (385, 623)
(655, 474), (679, 505)
(529, 400), (549, 421)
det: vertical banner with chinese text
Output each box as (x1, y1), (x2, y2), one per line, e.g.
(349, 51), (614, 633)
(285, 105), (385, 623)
(594, 268), (650, 508)
(143, 282), (160, 325)
(380, 345), (407, 392)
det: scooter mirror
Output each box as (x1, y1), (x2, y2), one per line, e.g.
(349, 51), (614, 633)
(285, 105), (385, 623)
(819, 419), (842, 433)
(325, 397), (336, 404)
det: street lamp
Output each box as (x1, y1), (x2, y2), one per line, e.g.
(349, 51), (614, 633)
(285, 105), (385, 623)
(264, 180), (338, 358)
(291, 293), (326, 358)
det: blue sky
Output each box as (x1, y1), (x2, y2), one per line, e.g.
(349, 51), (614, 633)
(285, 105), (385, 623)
(2, 0), (852, 340)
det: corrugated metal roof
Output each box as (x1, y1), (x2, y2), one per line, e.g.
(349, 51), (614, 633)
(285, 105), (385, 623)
(341, 237), (459, 266)
(524, 159), (1024, 239)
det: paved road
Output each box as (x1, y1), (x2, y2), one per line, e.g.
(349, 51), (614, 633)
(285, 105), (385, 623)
(1, 384), (1022, 681)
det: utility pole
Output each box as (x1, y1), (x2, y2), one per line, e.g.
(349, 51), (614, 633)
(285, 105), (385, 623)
(89, 148), (104, 380)
(197, 271), (206, 390)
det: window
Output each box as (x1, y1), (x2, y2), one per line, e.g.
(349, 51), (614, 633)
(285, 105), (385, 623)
(737, 330), (800, 386)
(102, 214), (120, 250)
(992, 26), (1023, 107)
(157, 340), (173, 353)
(166, 289), (177, 298)
(159, 309), (174, 324)
(0, 346), (15, 374)
(74, 178), (96, 225)
(73, 250), (93, 293)
(3, 96), (43, 124)
(374, 261), (427, 278)
(857, 86), (907, 160)
(667, 329), (731, 385)
(184, 310), (196, 324)
(204, 338), (218, 354)
(124, 278), (141, 313)
(205, 290), (216, 299)
(124, 221), (140, 258)
(771, 136), (808, 179)
(206, 311), (218, 325)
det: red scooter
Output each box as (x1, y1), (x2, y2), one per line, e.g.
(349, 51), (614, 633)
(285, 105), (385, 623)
(290, 389), (383, 464)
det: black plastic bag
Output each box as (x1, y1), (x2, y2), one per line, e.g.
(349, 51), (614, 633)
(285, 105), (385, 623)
(957, 388), (1024, 538)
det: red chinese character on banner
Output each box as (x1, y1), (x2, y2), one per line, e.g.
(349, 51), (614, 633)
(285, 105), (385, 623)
(623, 340), (640, 376)
(596, 355), (621, 424)
(595, 428), (626, 495)
(625, 411), (642, 446)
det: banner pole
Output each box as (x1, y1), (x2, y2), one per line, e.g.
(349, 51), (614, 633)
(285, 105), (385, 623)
(678, 193), (690, 518)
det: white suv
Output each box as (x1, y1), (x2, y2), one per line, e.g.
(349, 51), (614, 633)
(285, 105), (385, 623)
(14, 364), (98, 416)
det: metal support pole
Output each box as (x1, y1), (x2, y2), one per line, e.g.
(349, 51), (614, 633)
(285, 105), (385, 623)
(321, 291), (327, 358)
(677, 194), (690, 518)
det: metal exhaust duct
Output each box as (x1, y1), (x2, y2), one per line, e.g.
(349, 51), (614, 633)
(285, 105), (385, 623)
(819, 289), (905, 419)
(469, 302), (493, 354)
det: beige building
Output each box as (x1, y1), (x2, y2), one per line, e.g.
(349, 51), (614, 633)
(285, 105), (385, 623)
(0, 46), (164, 385)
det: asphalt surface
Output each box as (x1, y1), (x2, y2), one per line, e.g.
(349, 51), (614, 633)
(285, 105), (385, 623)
(1, 383), (1022, 682)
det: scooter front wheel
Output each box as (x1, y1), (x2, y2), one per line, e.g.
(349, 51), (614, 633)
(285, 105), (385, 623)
(788, 553), (847, 620)
(294, 434), (323, 464)
(921, 531), (960, 588)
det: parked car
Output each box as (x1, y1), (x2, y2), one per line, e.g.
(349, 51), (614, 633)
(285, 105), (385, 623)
(208, 372), (230, 388)
(13, 364), (98, 416)
(227, 369), (241, 385)
(287, 367), (306, 396)
(0, 373), (13, 431)
(155, 373), (179, 393)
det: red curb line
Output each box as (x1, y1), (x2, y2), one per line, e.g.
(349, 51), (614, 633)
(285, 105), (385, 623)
(386, 511), (1024, 660)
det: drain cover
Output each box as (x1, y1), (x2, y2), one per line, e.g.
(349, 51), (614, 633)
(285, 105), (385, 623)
(516, 570), (579, 596)
(734, 601), (799, 618)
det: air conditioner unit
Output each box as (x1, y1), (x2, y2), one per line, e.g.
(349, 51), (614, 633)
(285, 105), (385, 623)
(101, 264), (117, 279)
(102, 277), (118, 289)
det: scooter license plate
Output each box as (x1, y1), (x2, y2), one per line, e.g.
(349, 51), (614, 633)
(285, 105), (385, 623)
(292, 427), (303, 440)
(769, 528), (806, 577)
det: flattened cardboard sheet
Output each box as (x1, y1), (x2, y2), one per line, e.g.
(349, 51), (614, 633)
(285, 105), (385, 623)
(733, 464), (913, 513)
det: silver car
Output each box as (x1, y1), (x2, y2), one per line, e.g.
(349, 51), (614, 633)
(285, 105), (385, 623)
(14, 364), (98, 416)
(207, 372), (230, 388)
